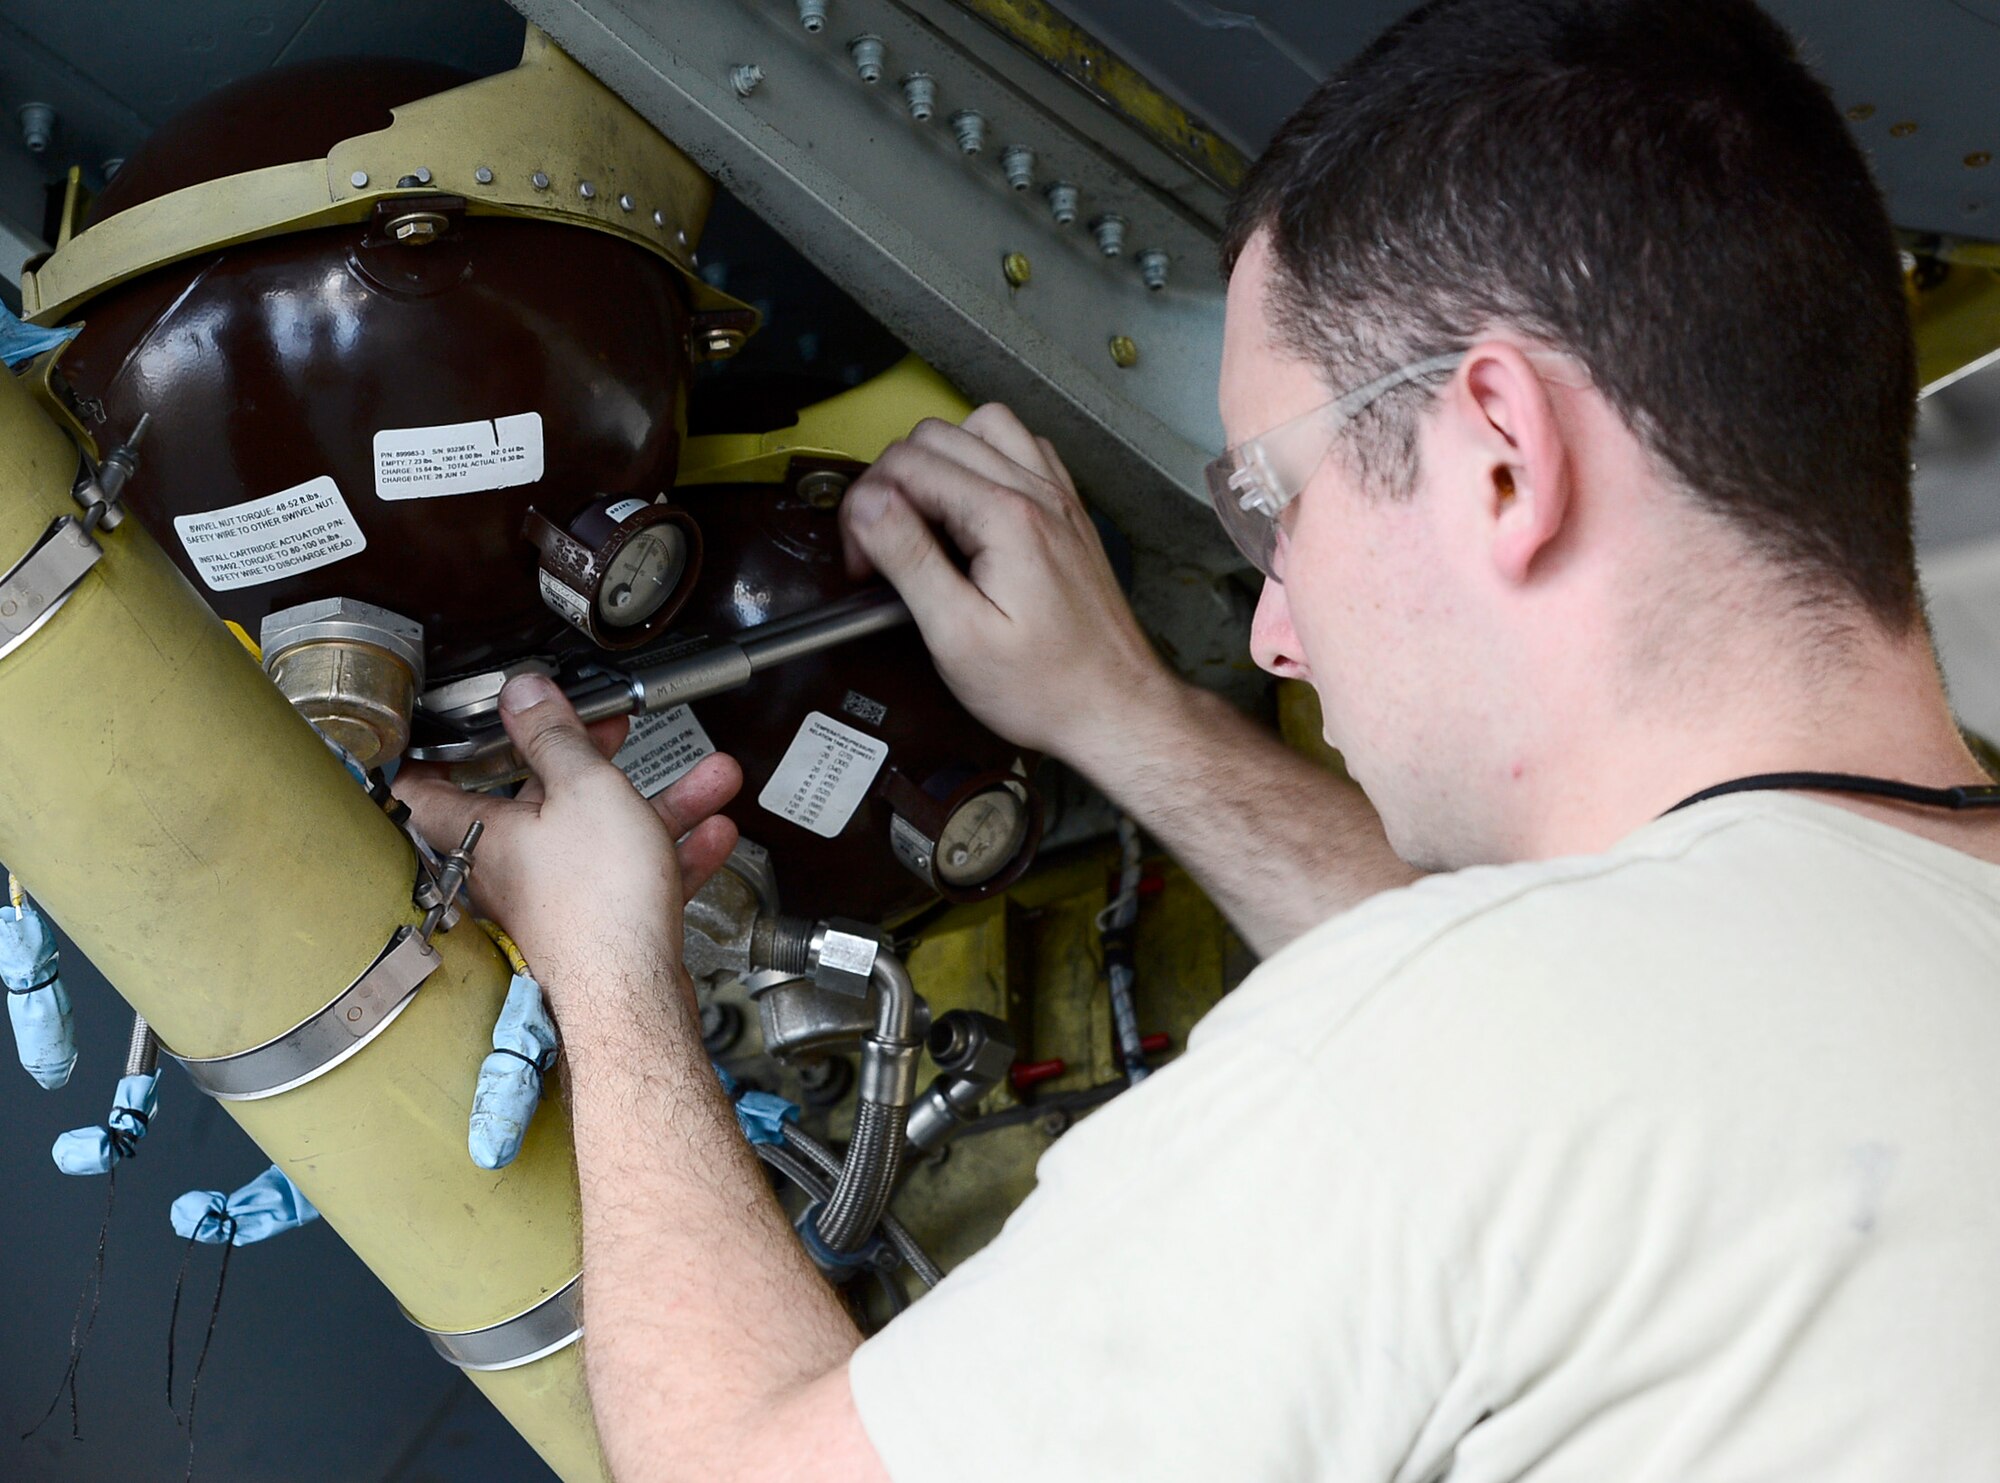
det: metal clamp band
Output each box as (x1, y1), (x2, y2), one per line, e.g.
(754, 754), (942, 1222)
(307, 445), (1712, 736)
(413, 1275), (583, 1372)
(0, 516), (101, 663)
(168, 925), (441, 1101)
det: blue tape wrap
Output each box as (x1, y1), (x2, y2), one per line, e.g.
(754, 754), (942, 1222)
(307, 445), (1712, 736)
(2, 900), (76, 1089)
(468, 972), (558, 1170)
(795, 1202), (887, 1280)
(170, 1164), (319, 1245)
(52, 1071), (161, 1175)
(0, 304), (78, 370)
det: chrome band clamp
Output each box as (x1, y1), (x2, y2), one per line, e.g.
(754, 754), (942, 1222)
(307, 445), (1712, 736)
(168, 925), (441, 1101)
(0, 516), (101, 663)
(412, 1275), (583, 1371)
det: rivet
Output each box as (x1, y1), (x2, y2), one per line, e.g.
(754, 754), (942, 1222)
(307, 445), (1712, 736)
(1091, 213), (1127, 257)
(1138, 248), (1170, 291)
(579, 180), (597, 199)
(1889, 120), (1919, 139)
(473, 165), (494, 184)
(1846, 103), (1876, 122)
(1046, 181), (1079, 225)
(731, 62), (764, 98)
(532, 170), (550, 190)
(849, 35), (885, 84)
(797, 0), (828, 32)
(1108, 335), (1138, 368)
(902, 73), (936, 121)
(346, 1006), (364, 1022)
(1001, 144), (1035, 191)
(619, 192), (636, 211)
(1967, 151), (1993, 169)
(675, 227), (687, 243)
(1002, 251), (1032, 288)
(951, 109), (986, 155)
(413, 166), (432, 185)
(350, 169), (369, 188)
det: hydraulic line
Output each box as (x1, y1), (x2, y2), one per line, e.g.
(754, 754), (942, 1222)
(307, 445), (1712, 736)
(753, 1133), (941, 1288)
(815, 1096), (909, 1252)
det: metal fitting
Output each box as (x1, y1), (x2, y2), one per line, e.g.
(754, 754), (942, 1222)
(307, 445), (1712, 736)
(901, 73), (936, 122)
(849, 35), (885, 84)
(1091, 213), (1127, 257)
(1000, 144), (1035, 192)
(950, 109), (985, 155)
(18, 103), (54, 156)
(731, 62), (764, 98)
(1045, 180), (1079, 225)
(261, 598), (426, 768)
(1137, 247), (1171, 291)
(797, 0), (828, 32)
(797, 469), (851, 509)
(385, 210), (450, 245)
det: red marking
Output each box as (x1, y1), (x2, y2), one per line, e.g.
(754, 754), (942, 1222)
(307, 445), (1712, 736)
(1139, 1033), (1170, 1055)
(1009, 1057), (1067, 1094)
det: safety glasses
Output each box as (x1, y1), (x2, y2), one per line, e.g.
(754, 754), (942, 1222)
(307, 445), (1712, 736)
(1204, 353), (1466, 580)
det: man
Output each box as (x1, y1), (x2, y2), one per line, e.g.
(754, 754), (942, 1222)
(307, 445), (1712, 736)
(398, 0), (2000, 1477)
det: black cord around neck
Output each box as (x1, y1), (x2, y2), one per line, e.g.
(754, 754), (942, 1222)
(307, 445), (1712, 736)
(1668, 771), (2000, 816)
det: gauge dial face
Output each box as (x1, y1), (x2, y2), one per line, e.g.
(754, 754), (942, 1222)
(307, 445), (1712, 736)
(598, 526), (687, 626)
(935, 785), (1031, 886)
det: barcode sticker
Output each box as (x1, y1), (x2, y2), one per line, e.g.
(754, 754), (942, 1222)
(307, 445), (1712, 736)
(757, 711), (889, 838)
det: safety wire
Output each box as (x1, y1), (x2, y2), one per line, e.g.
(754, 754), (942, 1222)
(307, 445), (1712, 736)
(1095, 817), (1150, 1084)
(166, 1208), (238, 1483)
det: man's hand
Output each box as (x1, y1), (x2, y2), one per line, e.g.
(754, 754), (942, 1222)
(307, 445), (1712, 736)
(840, 404), (1178, 764)
(392, 674), (743, 1003)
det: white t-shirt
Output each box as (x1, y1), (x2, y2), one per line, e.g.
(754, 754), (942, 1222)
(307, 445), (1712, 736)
(850, 793), (2000, 1481)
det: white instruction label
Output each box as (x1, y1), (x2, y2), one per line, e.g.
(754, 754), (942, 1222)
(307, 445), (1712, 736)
(373, 412), (544, 500)
(172, 476), (367, 592)
(758, 711), (889, 839)
(612, 705), (715, 799)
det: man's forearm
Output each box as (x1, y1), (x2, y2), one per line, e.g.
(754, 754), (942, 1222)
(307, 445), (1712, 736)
(1067, 678), (1420, 956)
(554, 945), (860, 1480)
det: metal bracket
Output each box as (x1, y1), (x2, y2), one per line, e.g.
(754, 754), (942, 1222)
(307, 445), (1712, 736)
(0, 515), (100, 664)
(167, 925), (442, 1101)
(411, 1274), (584, 1372)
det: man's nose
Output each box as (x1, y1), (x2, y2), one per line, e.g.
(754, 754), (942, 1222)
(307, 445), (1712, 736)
(1250, 578), (1309, 679)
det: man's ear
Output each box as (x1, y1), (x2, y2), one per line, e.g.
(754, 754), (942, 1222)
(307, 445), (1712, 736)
(1451, 342), (1572, 585)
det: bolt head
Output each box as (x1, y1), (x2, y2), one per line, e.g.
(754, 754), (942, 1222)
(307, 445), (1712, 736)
(1002, 251), (1032, 288)
(1889, 120), (1918, 139)
(531, 170), (550, 190)
(579, 180), (597, 199)
(619, 192), (635, 210)
(1108, 334), (1139, 368)
(473, 165), (494, 184)
(350, 170), (369, 188)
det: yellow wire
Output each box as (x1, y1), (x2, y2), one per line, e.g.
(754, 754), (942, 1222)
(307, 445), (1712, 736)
(7, 873), (21, 913)
(478, 919), (531, 977)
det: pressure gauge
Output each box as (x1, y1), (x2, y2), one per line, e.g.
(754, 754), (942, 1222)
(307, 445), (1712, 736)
(885, 766), (1043, 902)
(523, 496), (702, 650)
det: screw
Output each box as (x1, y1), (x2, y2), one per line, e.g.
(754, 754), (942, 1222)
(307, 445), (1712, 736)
(1889, 120), (1918, 139)
(532, 170), (550, 190)
(1000, 144), (1035, 191)
(950, 109), (986, 155)
(1138, 248), (1170, 291)
(797, 0), (828, 31)
(579, 180), (597, 199)
(473, 165), (494, 184)
(1108, 334), (1138, 368)
(902, 73), (936, 121)
(798, 469), (851, 508)
(1002, 251), (1032, 288)
(1846, 103), (1876, 122)
(1046, 180), (1079, 225)
(1968, 151), (1993, 169)
(18, 103), (54, 156)
(849, 35), (885, 84)
(1091, 213), (1126, 257)
(350, 169), (370, 189)
(731, 62), (764, 97)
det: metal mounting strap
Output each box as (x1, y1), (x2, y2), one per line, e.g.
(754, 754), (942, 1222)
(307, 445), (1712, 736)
(0, 516), (101, 664)
(168, 925), (441, 1101)
(412, 1275), (583, 1372)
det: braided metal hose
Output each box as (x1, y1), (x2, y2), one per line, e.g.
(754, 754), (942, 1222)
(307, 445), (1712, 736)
(814, 1097), (909, 1252)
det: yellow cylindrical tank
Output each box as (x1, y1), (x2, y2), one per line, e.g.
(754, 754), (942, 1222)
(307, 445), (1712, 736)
(0, 366), (604, 1480)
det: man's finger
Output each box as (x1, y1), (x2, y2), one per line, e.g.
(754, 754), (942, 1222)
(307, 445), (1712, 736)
(842, 481), (997, 627)
(677, 815), (741, 902)
(498, 674), (615, 796)
(962, 403), (1061, 484)
(394, 763), (503, 858)
(649, 752), (743, 839)
(907, 417), (1065, 514)
(518, 716), (632, 806)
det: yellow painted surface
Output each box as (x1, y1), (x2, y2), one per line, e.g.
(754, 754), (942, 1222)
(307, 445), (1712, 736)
(0, 368), (604, 1481)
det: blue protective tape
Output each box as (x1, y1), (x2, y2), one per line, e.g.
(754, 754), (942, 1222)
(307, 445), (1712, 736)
(52, 1071), (160, 1175)
(170, 1165), (319, 1245)
(2, 901), (76, 1090)
(0, 304), (77, 370)
(468, 972), (558, 1170)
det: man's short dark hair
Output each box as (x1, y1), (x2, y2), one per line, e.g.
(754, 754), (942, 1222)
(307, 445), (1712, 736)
(1223, 0), (1920, 628)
